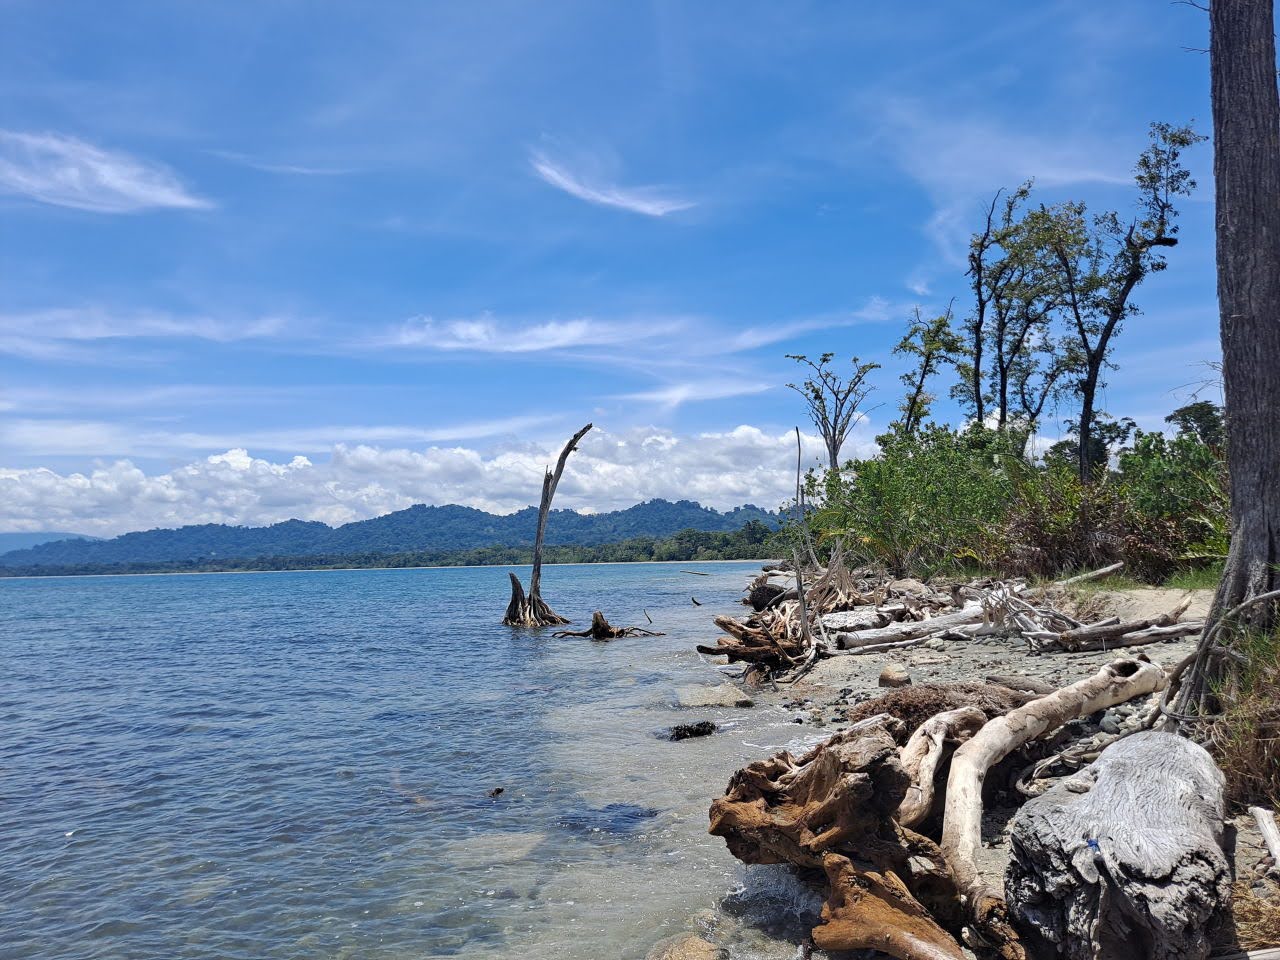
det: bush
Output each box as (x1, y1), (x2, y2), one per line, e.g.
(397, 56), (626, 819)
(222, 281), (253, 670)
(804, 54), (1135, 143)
(1117, 430), (1229, 561)
(811, 426), (1018, 575)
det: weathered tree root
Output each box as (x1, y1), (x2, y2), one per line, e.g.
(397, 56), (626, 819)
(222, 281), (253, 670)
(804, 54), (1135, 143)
(898, 707), (989, 829)
(814, 853), (964, 960)
(552, 611), (664, 640)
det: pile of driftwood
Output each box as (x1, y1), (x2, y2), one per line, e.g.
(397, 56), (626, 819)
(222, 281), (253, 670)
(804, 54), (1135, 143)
(697, 561), (1201, 682)
(709, 658), (1239, 960)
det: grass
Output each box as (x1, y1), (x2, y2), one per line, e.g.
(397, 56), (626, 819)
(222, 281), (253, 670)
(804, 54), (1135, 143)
(1208, 627), (1280, 809)
(1232, 881), (1280, 950)
(1164, 561), (1225, 591)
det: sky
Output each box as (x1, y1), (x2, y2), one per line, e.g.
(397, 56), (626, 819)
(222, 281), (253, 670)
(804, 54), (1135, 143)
(0, 1), (1224, 536)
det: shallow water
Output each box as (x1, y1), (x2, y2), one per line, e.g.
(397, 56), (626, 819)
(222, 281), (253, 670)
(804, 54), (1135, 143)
(0, 562), (823, 959)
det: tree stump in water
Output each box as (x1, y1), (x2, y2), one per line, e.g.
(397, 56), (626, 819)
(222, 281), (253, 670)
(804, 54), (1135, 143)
(1005, 731), (1231, 960)
(552, 611), (663, 640)
(503, 423), (592, 627)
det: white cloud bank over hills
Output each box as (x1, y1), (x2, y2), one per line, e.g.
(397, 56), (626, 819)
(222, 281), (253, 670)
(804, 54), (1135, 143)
(0, 426), (870, 538)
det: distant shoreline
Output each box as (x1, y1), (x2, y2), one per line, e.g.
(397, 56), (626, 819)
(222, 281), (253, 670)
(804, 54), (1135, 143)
(0, 557), (776, 582)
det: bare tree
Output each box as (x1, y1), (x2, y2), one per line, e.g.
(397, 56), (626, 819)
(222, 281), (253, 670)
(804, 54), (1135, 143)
(786, 353), (879, 469)
(503, 423), (593, 627)
(1178, 0), (1280, 713)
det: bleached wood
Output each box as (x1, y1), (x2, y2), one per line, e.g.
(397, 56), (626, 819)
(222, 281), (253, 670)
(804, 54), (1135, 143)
(1250, 805), (1280, 865)
(1055, 562), (1125, 585)
(1006, 732), (1230, 960)
(897, 706), (987, 828)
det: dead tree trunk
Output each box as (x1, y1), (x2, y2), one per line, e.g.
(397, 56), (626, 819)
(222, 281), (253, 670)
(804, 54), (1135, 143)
(1181, 0), (1280, 709)
(1006, 732), (1231, 960)
(503, 423), (592, 627)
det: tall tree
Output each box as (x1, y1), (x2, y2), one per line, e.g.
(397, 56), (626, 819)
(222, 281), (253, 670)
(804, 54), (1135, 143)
(891, 305), (960, 436)
(952, 183), (1073, 437)
(786, 353), (879, 469)
(1180, 0), (1280, 712)
(1028, 122), (1204, 480)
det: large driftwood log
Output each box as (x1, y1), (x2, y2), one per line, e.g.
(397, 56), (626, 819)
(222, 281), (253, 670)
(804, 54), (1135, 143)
(833, 603), (984, 649)
(503, 423), (592, 627)
(940, 657), (1169, 959)
(1049, 598), (1192, 652)
(1005, 732), (1230, 960)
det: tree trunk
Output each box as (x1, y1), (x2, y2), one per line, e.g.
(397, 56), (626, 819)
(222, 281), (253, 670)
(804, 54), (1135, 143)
(1077, 370), (1099, 481)
(503, 423), (593, 627)
(1005, 732), (1231, 960)
(1181, 0), (1280, 708)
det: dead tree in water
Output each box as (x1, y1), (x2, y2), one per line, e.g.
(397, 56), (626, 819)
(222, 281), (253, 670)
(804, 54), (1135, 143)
(503, 423), (592, 627)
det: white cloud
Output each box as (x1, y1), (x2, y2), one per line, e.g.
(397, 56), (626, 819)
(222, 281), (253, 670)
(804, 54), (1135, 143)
(530, 150), (694, 217)
(379, 313), (677, 353)
(0, 130), (212, 213)
(0, 425), (874, 537)
(728, 298), (895, 352)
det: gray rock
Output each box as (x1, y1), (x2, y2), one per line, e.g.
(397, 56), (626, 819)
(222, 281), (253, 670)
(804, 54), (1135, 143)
(675, 684), (754, 709)
(645, 933), (727, 960)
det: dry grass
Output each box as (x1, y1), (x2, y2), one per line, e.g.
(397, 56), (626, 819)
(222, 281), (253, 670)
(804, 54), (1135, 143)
(1207, 629), (1280, 809)
(1232, 880), (1280, 950)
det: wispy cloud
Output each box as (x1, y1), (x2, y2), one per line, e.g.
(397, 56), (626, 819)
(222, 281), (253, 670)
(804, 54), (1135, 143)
(0, 307), (287, 360)
(379, 313), (675, 353)
(0, 414), (560, 458)
(210, 149), (354, 176)
(529, 150), (694, 217)
(727, 297), (895, 352)
(616, 380), (773, 410)
(0, 130), (212, 213)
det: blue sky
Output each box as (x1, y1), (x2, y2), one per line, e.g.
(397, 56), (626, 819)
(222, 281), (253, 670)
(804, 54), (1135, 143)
(0, 1), (1223, 534)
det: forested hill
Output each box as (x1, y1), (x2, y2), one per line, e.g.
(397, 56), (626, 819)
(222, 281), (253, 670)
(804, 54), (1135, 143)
(0, 499), (779, 568)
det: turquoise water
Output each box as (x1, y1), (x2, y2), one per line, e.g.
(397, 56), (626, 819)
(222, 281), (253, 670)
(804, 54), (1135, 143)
(1, 562), (820, 960)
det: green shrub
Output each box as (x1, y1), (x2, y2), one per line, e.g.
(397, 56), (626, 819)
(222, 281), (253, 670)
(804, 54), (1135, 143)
(812, 426), (1018, 575)
(1117, 430), (1228, 561)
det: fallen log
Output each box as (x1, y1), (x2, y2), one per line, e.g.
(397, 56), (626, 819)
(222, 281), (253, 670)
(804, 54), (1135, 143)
(1055, 562), (1125, 585)
(1049, 598), (1193, 652)
(940, 657), (1169, 959)
(833, 603), (984, 649)
(1006, 731), (1230, 960)
(708, 716), (966, 960)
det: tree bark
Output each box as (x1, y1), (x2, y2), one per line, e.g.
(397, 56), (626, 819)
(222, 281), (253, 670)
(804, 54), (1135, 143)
(1181, 0), (1280, 709)
(1005, 732), (1231, 960)
(503, 423), (592, 627)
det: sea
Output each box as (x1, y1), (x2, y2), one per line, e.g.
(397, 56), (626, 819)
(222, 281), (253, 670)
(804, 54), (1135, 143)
(0, 561), (827, 960)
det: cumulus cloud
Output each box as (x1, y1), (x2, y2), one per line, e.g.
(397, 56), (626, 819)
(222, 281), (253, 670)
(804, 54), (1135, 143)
(0, 425), (877, 536)
(0, 130), (212, 213)
(530, 150), (694, 217)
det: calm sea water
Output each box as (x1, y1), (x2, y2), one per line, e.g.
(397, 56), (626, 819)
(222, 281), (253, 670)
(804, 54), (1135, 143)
(0, 562), (823, 960)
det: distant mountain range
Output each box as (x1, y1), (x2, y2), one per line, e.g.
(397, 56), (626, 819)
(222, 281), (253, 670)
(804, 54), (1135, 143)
(0, 500), (779, 569)
(0, 531), (99, 553)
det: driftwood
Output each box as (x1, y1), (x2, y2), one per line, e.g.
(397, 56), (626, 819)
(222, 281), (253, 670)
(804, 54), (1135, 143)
(897, 707), (988, 829)
(1251, 806), (1280, 866)
(503, 423), (592, 627)
(1055, 562), (1125, 585)
(1050, 598), (1193, 651)
(1006, 732), (1231, 960)
(708, 716), (966, 959)
(940, 657), (1169, 959)
(832, 603), (984, 649)
(815, 853), (964, 960)
(845, 682), (1036, 739)
(551, 611), (663, 640)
